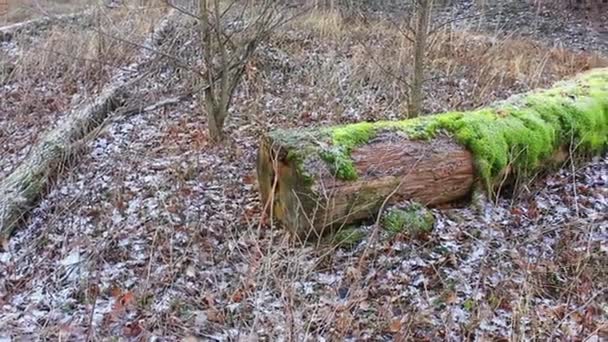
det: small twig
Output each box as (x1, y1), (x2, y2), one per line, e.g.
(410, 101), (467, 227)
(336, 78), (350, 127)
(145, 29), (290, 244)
(569, 133), (580, 218)
(85, 281), (99, 342)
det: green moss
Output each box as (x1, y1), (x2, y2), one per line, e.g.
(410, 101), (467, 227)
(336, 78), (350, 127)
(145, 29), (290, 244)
(463, 298), (475, 312)
(319, 146), (358, 180)
(285, 148), (315, 186)
(382, 203), (435, 237)
(318, 122), (376, 180)
(269, 128), (322, 186)
(329, 122), (377, 149)
(332, 225), (366, 248)
(309, 69), (608, 192)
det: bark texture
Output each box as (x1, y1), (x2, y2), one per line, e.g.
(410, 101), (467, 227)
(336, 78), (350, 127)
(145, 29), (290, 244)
(0, 9), (179, 242)
(409, 0), (431, 117)
(258, 133), (474, 239)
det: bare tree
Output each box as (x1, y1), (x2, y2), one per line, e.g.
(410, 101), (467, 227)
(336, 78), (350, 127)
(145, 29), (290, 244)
(347, 0), (434, 118)
(353, 0), (485, 118)
(177, 0), (293, 142)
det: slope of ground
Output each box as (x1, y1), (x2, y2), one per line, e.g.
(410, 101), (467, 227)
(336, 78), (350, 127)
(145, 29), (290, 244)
(369, 0), (608, 54)
(0, 5), (164, 179)
(0, 3), (606, 340)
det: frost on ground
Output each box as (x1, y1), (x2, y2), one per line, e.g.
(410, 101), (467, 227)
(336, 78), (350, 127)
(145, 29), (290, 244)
(1, 75), (606, 340)
(0, 92), (606, 339)
(0, 2), (607, 340)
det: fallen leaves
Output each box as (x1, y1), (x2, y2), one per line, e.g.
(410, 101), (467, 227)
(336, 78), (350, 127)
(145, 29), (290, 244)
(387, 317), (403, 333)
(204, 294), (225, 324)
(0, 6), (606, 340)
(122, 321), (143, 338)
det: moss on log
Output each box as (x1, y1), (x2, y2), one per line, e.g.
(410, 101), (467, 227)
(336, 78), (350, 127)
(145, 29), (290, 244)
(383, 203), (434, 237)
(257, 68), (608, 238)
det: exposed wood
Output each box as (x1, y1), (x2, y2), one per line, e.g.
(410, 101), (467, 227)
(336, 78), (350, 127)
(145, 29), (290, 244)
(0, 9), (179, 242)
(258, 133), (475, 239)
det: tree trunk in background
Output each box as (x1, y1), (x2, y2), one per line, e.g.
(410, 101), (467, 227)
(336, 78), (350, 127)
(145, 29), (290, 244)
(409, 0), (431, 117)
(207, 106), (226, 142)
(0, 0), (7, 23)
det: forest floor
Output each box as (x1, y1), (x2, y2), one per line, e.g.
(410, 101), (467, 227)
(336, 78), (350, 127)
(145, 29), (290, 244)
(0, 0), (607, 340)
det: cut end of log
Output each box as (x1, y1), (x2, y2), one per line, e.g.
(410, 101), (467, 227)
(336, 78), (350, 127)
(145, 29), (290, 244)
(257, 136), (322, 239)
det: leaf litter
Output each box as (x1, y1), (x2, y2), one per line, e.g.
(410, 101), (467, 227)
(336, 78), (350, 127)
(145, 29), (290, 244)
(0, 2), (607, 340)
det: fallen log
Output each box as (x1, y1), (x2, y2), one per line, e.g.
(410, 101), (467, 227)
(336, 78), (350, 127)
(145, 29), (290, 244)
(0, 9), (179, 242)
(257, 68), (608, 239)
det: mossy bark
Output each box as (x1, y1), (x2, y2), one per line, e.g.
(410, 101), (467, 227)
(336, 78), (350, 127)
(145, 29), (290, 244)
(257, 68), (608, 238)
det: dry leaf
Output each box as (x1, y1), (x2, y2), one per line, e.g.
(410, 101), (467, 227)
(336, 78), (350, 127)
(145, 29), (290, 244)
(388, 318), (402, 333)
(207, 307), (225, 324)
(122, 321), (143, 337)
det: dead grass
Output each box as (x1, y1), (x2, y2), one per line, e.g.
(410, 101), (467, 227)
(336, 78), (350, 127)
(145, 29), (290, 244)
(0, 4), (165, 178)
(0, 0), (168, 24)
(297, 8), (344, 39)
(270, 10), (607, 118)
(15, 5), (161, 83)
(1, 0), (93, 24)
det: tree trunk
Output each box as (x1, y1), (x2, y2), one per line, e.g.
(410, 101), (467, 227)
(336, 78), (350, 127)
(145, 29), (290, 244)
(208, 108), (225, 142)
(257, 68), (608, 239)
(409, 0), (431, 117)
(0, 9), (180, 243)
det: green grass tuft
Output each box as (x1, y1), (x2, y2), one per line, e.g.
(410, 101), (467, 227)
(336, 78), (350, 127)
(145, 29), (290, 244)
(331, 226), (366, 248)
(382, 203), (435, 237)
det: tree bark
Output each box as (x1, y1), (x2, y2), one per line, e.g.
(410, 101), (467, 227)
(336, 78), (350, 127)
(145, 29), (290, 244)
(0, 9), (179, 243)
(207, 108), (225, 142)
(257, 68), (608, 239)
(258, 133), (474, 239)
